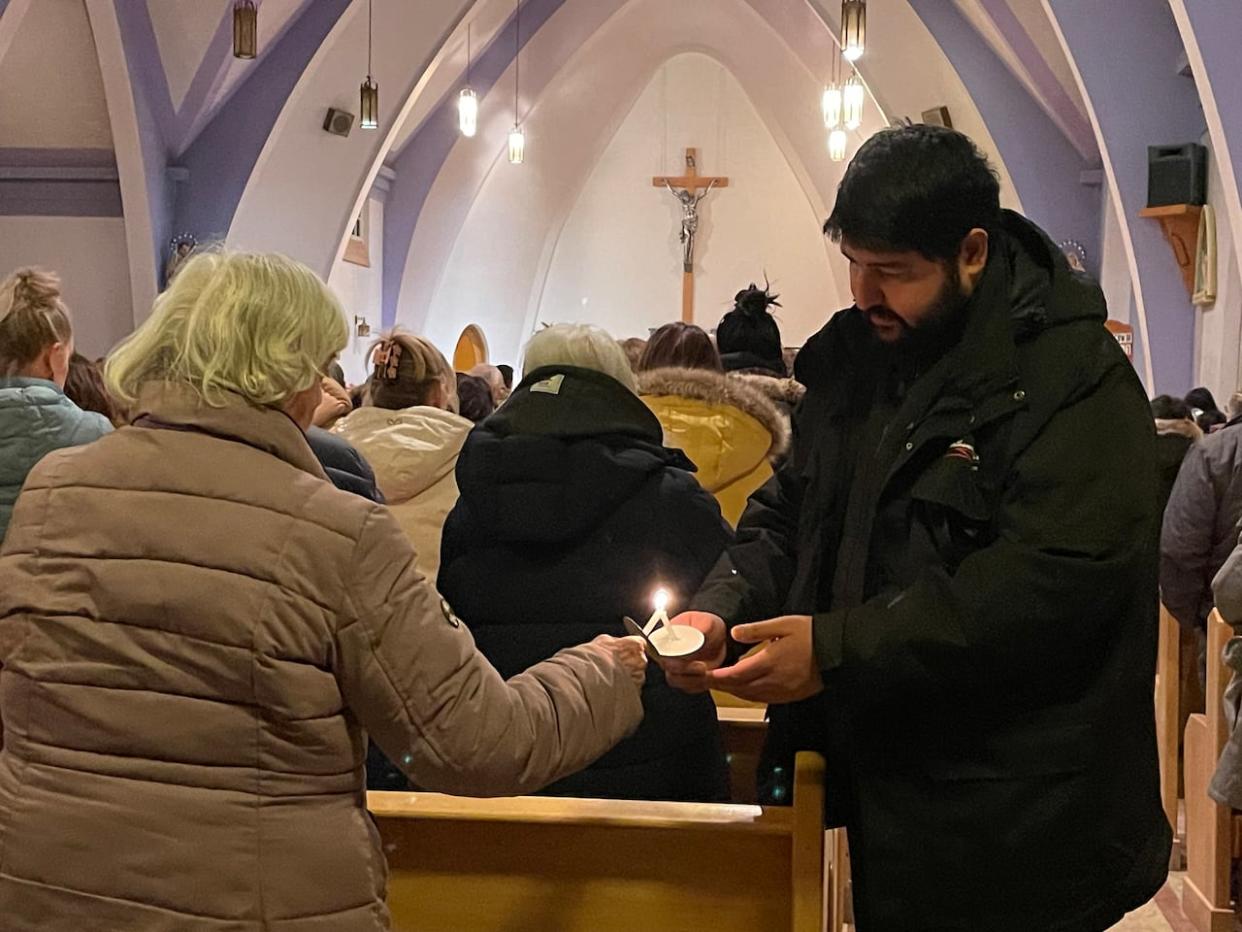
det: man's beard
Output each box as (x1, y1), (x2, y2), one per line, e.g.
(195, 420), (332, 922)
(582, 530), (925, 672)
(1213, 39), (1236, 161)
(866, 265), (970, 357)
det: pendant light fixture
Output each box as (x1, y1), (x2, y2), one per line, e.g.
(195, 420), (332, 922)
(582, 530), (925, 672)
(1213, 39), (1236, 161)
(828, 128), (848, 162)
(509, 0), (525, 164)
(233, 0), (258, 60)
(360, 0), (379, 130)
(822, 48), (842, 129)
(458, 23), (478, 138)
(841, 0), (866, 62)
(843, 73), (865, 130)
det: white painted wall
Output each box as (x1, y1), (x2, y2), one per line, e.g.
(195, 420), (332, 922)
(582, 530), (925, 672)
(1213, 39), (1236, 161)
(0, 0), (113, 148)
(537, 54), (844, 346)
(1192, 133), (1242, 404)
(0, 217), (134, 358)
(327, 194), (385, 385)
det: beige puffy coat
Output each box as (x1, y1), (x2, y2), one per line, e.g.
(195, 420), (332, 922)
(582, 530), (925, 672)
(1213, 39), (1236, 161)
(332, 406), (471, 582)
(0, 383), (642, 931)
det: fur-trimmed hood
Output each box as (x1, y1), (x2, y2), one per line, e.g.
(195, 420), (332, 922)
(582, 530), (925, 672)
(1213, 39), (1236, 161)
(638, 367), (791, 460)
(1155, 417), (1202, 442)
(732, 372), (806, 410)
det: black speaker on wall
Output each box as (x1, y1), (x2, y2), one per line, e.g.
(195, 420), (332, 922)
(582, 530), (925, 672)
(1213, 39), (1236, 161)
(1147, 143), (1207, 207)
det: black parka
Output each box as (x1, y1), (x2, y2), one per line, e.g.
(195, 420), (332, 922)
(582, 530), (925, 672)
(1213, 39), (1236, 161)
(692, 212), (1170, 931)
(439, 366), (732, 801)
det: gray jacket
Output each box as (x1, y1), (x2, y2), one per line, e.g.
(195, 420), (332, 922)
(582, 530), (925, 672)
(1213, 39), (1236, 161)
(1161, 419), (1242, 630)
(0, 376), (111, 542)
(1211, 539), (1242, 807)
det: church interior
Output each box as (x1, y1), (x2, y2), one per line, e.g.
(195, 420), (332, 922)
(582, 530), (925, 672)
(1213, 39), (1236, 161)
(2, 1), (1242, 930)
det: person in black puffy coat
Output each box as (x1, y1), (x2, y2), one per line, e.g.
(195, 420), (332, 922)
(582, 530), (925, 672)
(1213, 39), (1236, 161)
(439, 323), (733, 801)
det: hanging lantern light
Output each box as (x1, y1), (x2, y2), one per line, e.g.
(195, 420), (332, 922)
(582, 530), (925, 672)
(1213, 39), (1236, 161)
(828, 129), (848, 162)
(360, 0), (378, 130)
(841, 0), (866, 62)
(509, 0), (524, 164)
(233, 0), (257, 60)
(508, 126), (526, 164)
(822, 84), (843, 129)
(458, 88), (479, 138)
(458, 23), (477, 137)
(843, 74), (865, 130)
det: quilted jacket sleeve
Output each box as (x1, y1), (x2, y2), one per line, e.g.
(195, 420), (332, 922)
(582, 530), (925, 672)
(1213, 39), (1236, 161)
(334, 505), (644, 797)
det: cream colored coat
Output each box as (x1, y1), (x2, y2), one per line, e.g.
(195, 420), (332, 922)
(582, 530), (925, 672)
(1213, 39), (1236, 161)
(333, 406), (472, 583)
(0, 383), (642, 931)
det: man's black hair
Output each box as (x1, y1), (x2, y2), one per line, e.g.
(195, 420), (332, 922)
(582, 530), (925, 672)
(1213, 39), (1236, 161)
(824, 124), (1002, 261)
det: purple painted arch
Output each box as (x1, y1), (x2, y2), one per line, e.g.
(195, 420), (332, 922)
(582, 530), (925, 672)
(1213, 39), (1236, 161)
(382, 0), (567, 328)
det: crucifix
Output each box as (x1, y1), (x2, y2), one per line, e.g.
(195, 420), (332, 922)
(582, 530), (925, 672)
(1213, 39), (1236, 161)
(653, 148), (730, 323)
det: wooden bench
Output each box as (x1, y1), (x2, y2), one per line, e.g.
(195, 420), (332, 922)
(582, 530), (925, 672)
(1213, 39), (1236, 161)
(1182, 609), (1237, 931)
(370, 750), (828, 932)
(1155, 603), (1183, 863)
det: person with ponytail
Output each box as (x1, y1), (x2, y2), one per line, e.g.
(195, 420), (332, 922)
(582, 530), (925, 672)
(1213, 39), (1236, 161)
(332, 330), (473, 582)
(716, 281), (787, 377)
(0, 268), (111, 541)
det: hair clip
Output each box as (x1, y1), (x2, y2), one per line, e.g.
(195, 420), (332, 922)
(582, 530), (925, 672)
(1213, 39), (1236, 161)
(374, 340), (402, 382)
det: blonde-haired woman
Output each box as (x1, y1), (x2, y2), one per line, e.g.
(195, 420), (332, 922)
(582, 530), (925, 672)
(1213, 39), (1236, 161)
(0, 268), (111, 541)
(333, 331), (471, 583)
(0, 252), (645, 931)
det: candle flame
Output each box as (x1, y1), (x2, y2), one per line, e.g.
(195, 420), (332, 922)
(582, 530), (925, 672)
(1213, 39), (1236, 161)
(653, 588), (670, 613)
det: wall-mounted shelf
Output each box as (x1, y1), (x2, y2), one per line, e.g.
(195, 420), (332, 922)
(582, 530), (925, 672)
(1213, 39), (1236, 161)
(1139, 204), (1202, 298)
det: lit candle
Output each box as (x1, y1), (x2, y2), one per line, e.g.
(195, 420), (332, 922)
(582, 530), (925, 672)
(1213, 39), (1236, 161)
(645, 587), (677, 641)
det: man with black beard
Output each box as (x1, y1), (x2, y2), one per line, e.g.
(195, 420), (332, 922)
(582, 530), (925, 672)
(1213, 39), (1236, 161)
(664, 125), (1170, 930)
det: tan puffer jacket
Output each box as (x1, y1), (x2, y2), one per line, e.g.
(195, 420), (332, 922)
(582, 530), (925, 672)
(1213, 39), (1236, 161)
(332, 405), (471, 583)
(0, 382), (642, 931)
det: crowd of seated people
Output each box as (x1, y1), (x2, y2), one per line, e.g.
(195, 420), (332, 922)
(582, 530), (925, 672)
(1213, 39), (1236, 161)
(0, 249), (817, 923)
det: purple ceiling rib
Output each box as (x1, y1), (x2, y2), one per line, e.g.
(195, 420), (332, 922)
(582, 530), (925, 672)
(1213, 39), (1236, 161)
(975, 0), (1096, 160)
(1172, 0), (1242, 298)
(381, 0), (569, 328)
(171, 0), (351, 252)
(1047, 0), (1204, 395)
(907, 0), (1101, 273)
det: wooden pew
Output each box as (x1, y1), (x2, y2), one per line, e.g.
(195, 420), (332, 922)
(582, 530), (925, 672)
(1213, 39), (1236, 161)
(1155, 603), (1182, 862)
(370, 750), (828, 932)
(1182, 609), (1235, 931)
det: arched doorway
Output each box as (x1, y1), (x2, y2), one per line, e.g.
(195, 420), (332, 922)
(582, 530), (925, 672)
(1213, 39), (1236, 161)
(453, 325), (488, 371)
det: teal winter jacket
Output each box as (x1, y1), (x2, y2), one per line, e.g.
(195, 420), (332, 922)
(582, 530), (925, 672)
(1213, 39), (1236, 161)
(0, 377), (111, 542)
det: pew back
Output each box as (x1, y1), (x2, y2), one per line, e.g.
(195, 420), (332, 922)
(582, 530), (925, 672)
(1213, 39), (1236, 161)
(370, 751), (826, 932)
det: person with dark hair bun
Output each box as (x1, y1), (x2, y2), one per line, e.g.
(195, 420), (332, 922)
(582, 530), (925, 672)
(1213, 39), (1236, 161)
(716, 281), (785, 377)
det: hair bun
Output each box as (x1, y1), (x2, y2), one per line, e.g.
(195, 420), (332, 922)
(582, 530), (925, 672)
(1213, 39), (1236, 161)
(11, 268), (62, 304)
(732, 281), (781, 319)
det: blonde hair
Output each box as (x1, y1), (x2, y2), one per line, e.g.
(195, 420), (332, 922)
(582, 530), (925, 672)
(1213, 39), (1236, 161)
(0, 268), (73, 378)
(105, 250), (348, 407)
(366, 330), (459, 413)
(523, 324), (637, 392)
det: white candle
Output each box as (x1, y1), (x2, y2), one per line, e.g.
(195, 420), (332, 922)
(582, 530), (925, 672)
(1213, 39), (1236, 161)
(645, 587), (677, 641)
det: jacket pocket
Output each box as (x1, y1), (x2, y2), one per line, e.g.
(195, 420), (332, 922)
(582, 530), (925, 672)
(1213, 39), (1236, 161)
(908, 455), (994, 570)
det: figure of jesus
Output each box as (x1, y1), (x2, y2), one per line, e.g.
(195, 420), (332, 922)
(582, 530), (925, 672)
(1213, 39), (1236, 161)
(664, 178), (717, 272)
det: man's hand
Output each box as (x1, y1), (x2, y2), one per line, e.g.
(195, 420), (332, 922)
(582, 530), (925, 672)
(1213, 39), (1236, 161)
(707, 615), (824, 704)
(661, 612), (727, 694)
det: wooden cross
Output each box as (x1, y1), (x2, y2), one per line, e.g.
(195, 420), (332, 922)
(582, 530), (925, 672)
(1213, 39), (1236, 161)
(653, 148), (730, 323)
